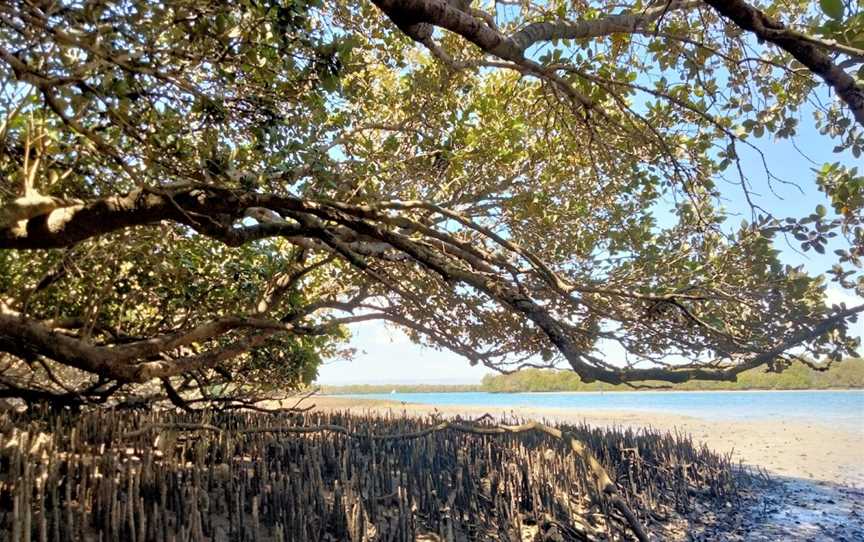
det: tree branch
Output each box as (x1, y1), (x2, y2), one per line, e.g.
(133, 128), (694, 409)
(3, 185), (860, 387)
(508, 0), (701, 53)
(703, 0), (864, 126)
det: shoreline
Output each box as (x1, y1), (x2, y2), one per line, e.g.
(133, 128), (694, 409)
(326, 387), (864, 395)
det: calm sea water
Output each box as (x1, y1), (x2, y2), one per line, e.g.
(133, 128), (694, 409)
(349, 390), (864, 428)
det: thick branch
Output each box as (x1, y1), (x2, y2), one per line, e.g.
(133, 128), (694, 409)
(0, 307), (289, 382)
(509, 0), (700, 53)
(371, 0), (594, 108)
(372, 0), (523, 60)
(2, 186), (860, 387)
(704, 0), (864, 126)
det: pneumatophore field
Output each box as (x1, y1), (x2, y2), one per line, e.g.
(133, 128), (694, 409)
(0, 409), (749, 541)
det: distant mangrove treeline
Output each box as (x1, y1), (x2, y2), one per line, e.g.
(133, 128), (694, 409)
(319, 383), (479, 394)
(321, 358), (864, 394)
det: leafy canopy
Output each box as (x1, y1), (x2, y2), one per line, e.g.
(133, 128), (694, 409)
(0, 0), (862, 409)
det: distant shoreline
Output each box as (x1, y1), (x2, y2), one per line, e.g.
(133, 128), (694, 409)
(322, 386), (864, 395)
(321, 358), (864, 395)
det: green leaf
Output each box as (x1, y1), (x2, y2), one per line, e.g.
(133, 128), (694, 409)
(816, 204), (827, 217)
(820, 0), (844, 20)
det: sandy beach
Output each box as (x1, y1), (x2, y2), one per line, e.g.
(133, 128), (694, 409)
(311, 395), (864, 540)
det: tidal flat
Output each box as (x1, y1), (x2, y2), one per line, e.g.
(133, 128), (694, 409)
(314, 395), (864, 540)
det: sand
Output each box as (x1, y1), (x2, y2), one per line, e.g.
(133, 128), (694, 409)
(309, 395), (864, 540)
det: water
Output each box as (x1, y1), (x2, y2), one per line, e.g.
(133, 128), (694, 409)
(349, 390), (864, 428)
